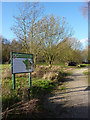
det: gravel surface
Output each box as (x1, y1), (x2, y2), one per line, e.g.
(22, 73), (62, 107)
(43, 68), (88, 118)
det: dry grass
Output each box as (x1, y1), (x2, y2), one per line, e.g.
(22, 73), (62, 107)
(32, 66), (51, 79)
(2, 67), (12, 79)
(2, 65), (74, 80)
(2, 99), (39, 119)
(43, 72), (58, 80)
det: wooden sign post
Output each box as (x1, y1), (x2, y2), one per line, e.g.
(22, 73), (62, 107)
(11, 52), (33, 89)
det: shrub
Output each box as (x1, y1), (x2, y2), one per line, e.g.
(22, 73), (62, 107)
(68, 62), (77, 66)
(57, 69), (66, 82)
(31, 79), (57, 96)
(80, 64), (87, 67)
(59, 84), (66, 90)
(2, 67), (12, 79)
(35, 67), (51, 78)
(43, 72), (58, 80)
(31, 71), (37, 78)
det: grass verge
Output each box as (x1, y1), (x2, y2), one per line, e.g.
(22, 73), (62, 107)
(83, 69), (90, 83)
(2, 64), (73, 119)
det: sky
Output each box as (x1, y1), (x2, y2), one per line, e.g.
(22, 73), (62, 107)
(2, 2), (88, 49)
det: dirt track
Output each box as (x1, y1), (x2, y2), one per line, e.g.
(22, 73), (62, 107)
(43, 68), (88, 118)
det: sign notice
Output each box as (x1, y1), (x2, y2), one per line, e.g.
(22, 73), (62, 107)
(11, 52), (33, 74)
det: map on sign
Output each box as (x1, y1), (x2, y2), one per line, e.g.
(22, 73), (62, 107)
(23, 59), (32, 70)
(11, 52), (33, 74)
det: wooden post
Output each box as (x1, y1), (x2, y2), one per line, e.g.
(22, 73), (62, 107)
(12, 74), (15, 89)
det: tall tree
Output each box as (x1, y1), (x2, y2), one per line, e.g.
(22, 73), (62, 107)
(11, 2), (44, 67)
(37, 15), (72, 67)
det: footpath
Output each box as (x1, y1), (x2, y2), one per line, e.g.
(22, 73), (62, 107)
(42, 68), (88, 118)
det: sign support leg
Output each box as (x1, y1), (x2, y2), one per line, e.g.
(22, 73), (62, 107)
(29, 72), (31, 88)
(12, 74), (15, 89)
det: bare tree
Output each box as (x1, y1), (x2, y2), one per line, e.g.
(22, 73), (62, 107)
(11, 2), (43, 53)
(11, 2), (44, 67)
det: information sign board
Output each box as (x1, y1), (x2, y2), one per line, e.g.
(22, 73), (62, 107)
(11, 52), (33, 74)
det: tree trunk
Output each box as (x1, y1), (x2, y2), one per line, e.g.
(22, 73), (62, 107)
(49, 61), (52, 68)
(33, 55), (36, 68)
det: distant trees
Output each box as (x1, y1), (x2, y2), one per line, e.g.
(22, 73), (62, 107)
(10, 39), (22, 53)
(1, 37), (22, 64)
(81, 45), (88, 62)
(57, 37), (83, 63)
(2, 37), (11, 63)
(88, 45), (90, 62)
(1, 36), (84, 65)
(0, 36), (2, 64)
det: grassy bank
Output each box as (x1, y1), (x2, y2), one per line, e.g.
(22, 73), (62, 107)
(83, 69), (90, 83)
(1, 64), (76, 119)
(83, 70), (88, 75)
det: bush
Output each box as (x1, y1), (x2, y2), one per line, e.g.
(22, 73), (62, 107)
(80, 64), (87, 67)
(57, 69), (66, 82)
(32, 66), (51, 79)
(36, 67), (47, 78)
(43, 72), (58, 80)
(31, 79), (58, 96)
(83, 70), (88, 75)
(68, 62), (77, 66)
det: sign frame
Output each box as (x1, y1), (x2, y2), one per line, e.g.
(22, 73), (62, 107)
(11, 52), (33, 89)
(11, 52), (33, 74)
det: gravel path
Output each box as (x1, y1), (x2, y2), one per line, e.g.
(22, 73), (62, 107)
(43, 68), (88, 118)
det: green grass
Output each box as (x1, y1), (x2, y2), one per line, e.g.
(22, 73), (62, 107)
(0, 64), (10, 68)
(83, 70), (88, 75)
(80, 64), (88, 67)
(76, 64), (89, 70)
(37, 62), (49, 66)
(2, 76), (59, 110)
(59, 83), (66, 90)
(83, 69), (90, 83)
(53, 63), (66, 66)
(37, 62), (76, 68)
(1, 63), (73, 112)
(0, 64), (11, 73)
(1, 63), (89, 119)
(37, 62), (67, 67)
